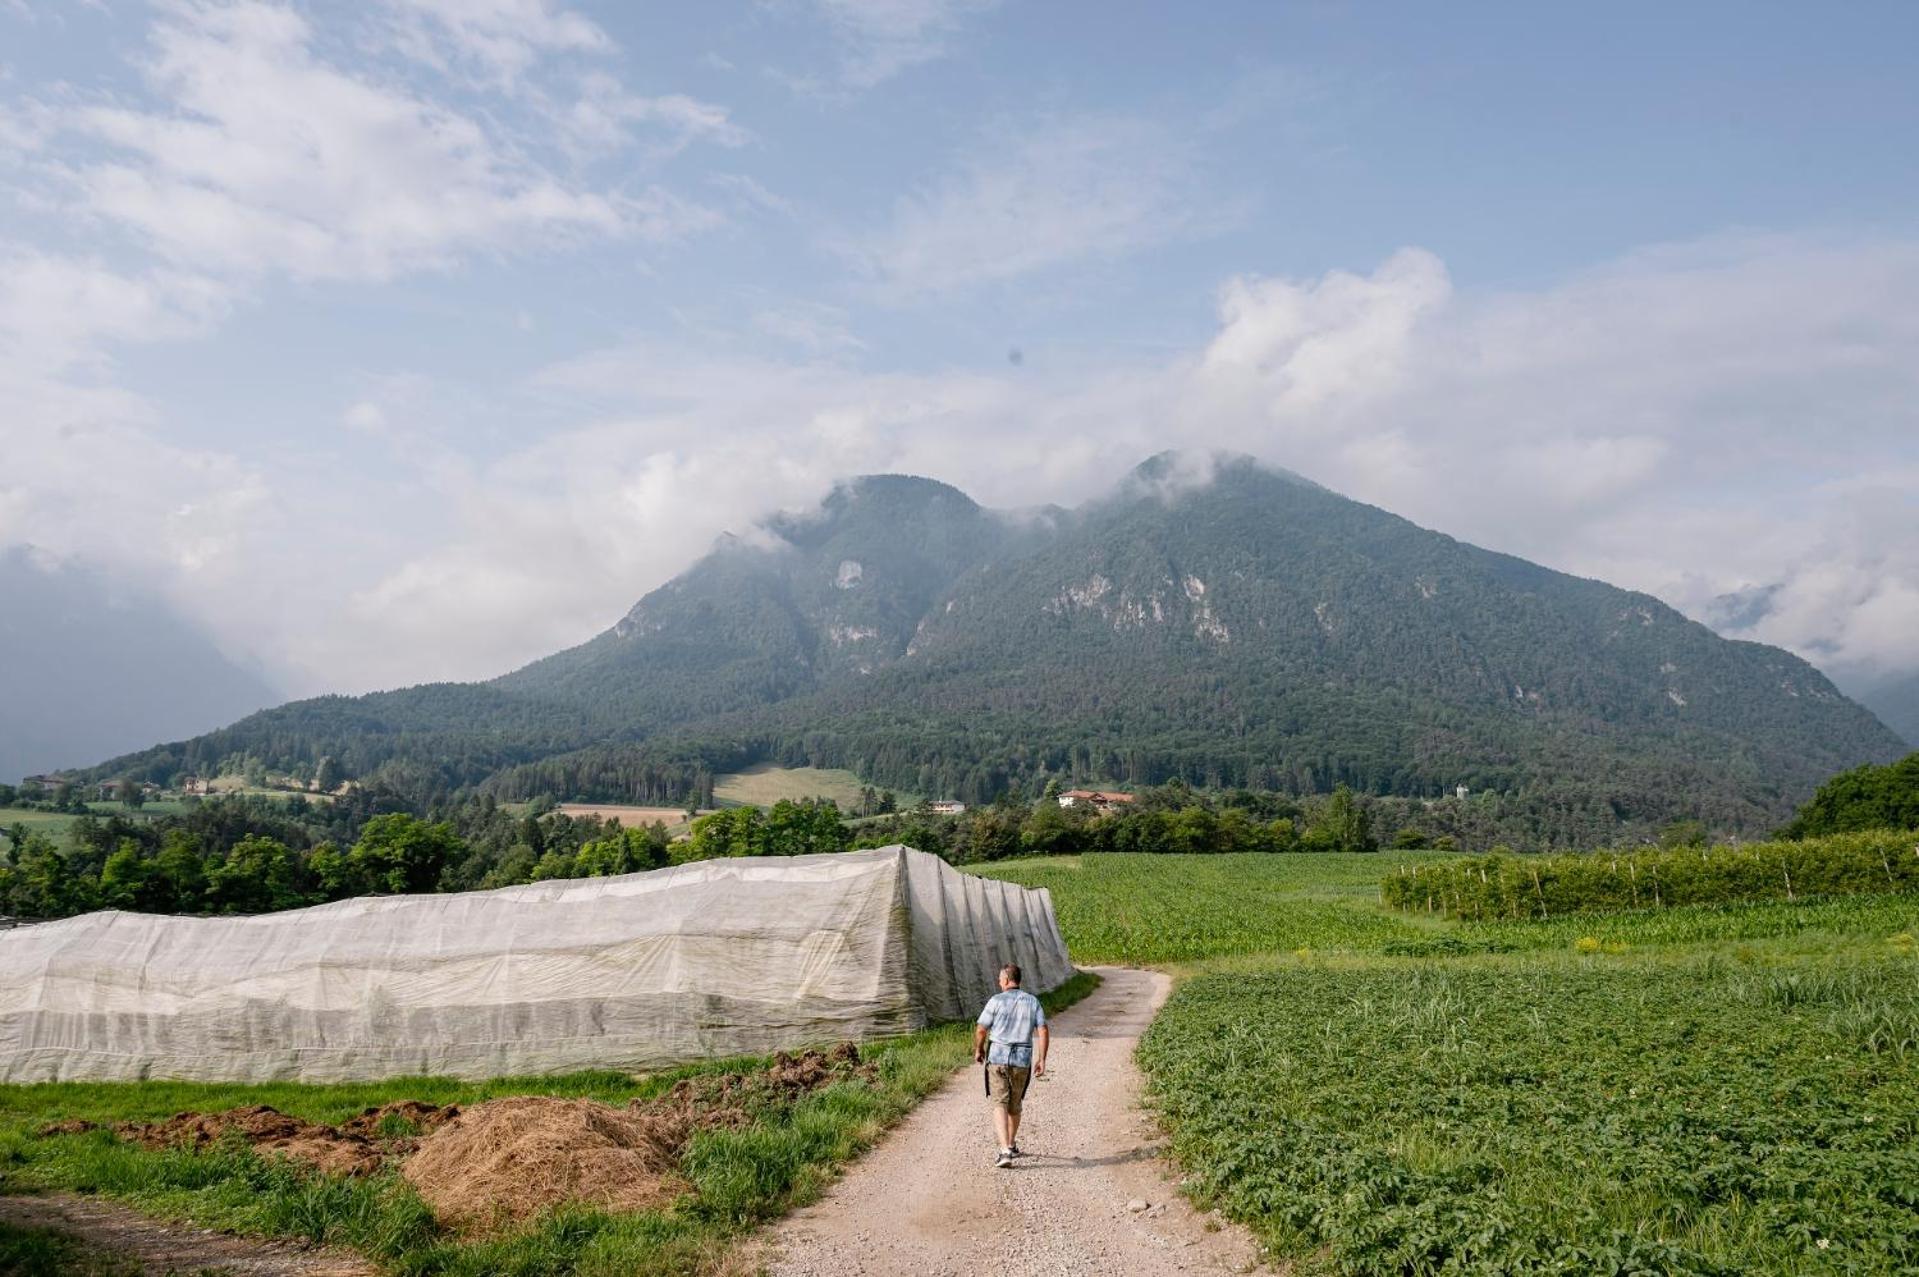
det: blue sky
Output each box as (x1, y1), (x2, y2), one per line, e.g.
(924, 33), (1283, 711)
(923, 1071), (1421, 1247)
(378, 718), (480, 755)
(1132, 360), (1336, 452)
(3, 0), (1917, 697)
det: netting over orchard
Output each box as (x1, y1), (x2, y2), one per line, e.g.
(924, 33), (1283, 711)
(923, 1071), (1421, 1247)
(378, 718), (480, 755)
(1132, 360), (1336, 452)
(0, 845), (1072, 1083)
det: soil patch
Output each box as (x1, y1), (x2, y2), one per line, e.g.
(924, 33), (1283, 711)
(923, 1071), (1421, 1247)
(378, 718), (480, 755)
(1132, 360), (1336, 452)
(405, 1044), (876, 1233)
(96, 1101), (459, 1178)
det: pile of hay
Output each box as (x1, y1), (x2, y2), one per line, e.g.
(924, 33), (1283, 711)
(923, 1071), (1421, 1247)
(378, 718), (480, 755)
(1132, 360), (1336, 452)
(401, 1096), (692, 1230)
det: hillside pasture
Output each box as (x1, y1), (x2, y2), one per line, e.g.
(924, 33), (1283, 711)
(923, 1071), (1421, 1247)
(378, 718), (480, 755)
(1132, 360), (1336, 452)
(713, 764), (903, 811)
(555, 803), (699, 830)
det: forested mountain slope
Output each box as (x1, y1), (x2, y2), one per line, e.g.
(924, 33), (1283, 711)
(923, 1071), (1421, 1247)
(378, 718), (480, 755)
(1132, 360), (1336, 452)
(76, 460), (1906, 837)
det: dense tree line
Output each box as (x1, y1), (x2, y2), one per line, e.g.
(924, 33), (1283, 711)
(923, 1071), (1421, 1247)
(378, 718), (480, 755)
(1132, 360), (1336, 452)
(1780, 752), (1919, 838)
(846, 782), (1385, 863)
(0, 791), (861, 923)
(8, 748), (1916, 923)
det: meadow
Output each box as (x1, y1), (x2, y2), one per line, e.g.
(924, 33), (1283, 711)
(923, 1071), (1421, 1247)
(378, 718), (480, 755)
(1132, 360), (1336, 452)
(0, 805), (186, 854)
(711, 764), (913, 812)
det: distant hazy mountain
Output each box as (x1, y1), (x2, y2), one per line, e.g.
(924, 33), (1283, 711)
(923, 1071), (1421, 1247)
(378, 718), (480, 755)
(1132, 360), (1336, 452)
(0, 550), (278, 783)
(81, 460), (1907, 837)
(1841, 672), (1919, 748)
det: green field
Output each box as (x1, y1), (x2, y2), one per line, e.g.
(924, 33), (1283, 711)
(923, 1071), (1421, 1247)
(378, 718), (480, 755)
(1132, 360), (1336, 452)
(973, 852), (1445, 963)
(0, 803), (190, 852)
(712, 764), (911, 811)
(976, 851), (1919, 1274)
(1142, 949), (1919, 1276)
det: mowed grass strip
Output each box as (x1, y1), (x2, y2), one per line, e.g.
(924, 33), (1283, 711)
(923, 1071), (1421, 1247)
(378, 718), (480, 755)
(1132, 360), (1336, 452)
(0, 972), (1099, 1276)
(973, 853), (1443, 964)
(1140, 950), (1919, 1276)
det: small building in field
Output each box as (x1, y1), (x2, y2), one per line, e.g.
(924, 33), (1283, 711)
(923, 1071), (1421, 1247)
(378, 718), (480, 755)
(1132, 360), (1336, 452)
(929, 800), (967, 815)
(1058, 789), (1136, 811)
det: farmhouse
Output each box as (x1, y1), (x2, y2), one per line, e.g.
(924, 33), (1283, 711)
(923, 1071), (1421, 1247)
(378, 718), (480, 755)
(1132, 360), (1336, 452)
(1058, 789), (1136, 811)
(929, 800), (967, 815)
(0, 845), (1072, 1084)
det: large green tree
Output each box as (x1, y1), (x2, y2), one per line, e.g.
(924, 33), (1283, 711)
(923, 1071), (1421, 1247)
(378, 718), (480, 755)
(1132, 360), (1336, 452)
(1782, 752), (1919, 837)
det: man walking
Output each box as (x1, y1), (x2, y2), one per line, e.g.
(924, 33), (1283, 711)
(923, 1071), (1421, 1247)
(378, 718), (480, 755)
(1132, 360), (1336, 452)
(973, 963), (1049, 1168)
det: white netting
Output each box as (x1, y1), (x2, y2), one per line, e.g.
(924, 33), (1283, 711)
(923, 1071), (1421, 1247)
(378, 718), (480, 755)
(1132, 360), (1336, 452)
(0, 845), (1071, 1083)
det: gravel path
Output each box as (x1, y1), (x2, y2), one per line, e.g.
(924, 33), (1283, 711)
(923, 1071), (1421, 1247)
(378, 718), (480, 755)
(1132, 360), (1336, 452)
(762, 966), (1262, 1276)
(0, 1193), (375, 1276)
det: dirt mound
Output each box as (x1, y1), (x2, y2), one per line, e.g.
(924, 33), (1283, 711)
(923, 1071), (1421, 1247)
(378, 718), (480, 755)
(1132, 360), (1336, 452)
(37, 1118), (99, 1136)
(339, 1099), (461, 1141)
(402, 1097), (690, 1231)
(112, 1101), (459, 1178)
(402, 1044), (876, 1233)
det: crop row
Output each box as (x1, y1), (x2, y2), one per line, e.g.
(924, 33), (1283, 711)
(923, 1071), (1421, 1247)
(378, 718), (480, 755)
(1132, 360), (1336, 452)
(1382, 830), (1919, 920)
(1139, 954), (1919, 1275)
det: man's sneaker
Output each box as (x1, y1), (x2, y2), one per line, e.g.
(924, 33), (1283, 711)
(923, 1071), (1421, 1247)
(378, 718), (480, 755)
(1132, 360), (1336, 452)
(1008, 1144), (1023, 1157)
(995, 1149), (1015, 1168)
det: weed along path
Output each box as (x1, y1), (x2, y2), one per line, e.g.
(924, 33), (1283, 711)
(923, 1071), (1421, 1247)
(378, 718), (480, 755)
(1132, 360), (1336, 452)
(763, 966), (1260, 1276)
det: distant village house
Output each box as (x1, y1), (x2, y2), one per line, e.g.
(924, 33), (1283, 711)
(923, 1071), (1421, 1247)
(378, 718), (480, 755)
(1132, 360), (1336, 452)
(929, 800), (967, 815)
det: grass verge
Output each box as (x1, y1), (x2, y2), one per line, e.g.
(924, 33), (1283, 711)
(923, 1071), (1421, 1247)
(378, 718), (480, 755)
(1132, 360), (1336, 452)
(0, 971), (1099, 1276)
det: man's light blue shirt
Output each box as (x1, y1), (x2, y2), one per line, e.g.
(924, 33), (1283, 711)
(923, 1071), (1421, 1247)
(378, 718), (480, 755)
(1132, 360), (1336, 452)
(976, 988), (1045, 1067)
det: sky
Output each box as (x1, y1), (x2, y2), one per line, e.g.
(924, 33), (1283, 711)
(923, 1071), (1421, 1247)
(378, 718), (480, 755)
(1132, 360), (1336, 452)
(3, 0), (1917, 700)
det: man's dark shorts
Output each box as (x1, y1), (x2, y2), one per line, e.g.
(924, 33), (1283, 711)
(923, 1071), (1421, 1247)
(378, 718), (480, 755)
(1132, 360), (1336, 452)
(988, 1063), (1031, 1115)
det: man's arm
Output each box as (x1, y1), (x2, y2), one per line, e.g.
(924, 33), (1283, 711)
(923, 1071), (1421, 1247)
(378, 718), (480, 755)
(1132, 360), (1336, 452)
(974, 1022), (989, 1064)
(1034, 1024), (1049, 1076)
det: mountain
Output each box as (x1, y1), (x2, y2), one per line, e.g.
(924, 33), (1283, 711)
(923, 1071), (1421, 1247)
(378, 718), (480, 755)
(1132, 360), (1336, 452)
(77, 460), (1907, 839)
(0, 549), (279, 783)
(1842, 671), (1919, 748)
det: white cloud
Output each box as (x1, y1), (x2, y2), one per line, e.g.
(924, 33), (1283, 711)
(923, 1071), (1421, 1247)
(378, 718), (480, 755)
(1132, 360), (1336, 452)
(342, 401), (387, 433)
(0, 249), (264, 593)
(562, 73), (750, 159)
(846, 114), (1214, 300)
(379, 0), (610, 84)
(803, 0), (999, 90)
(48, 1), (714, 282)
(752, 301), (866, 354)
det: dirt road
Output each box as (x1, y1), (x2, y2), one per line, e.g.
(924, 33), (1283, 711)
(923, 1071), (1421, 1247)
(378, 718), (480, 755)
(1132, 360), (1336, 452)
(0, 1192), (374, 1275)
(763, 966), (1262, 1276)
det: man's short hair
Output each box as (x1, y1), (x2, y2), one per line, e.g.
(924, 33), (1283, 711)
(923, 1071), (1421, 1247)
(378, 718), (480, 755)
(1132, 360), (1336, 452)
(1000, 963), (1022, 986)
